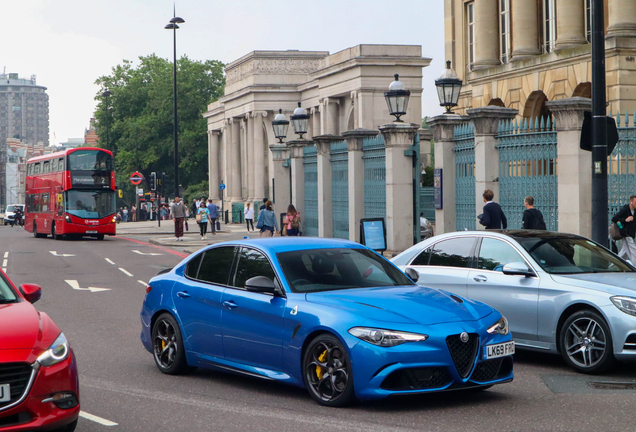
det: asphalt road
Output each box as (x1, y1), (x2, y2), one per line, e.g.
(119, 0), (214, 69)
(2, 225), (636, 432)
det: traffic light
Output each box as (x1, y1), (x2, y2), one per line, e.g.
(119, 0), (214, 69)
(150, 172), (157, 191)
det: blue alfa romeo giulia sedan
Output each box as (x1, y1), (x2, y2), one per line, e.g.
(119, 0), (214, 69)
(140, 238), (514, 406)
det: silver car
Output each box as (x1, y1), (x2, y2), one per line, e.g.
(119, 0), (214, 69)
(392, 230), (636, 374)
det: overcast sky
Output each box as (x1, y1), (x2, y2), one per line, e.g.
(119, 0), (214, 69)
(5, 0), (445, 146)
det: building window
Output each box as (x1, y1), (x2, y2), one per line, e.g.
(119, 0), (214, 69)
(467, 2), (475, 70)
(499, 0), (511, 63)
(544, 0), (556, 53)
(585, 0), (591, 43)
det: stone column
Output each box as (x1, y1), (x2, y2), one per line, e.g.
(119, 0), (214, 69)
(473, 0), (500, 70)
(555, 0), (586, 50)
(269, 144), (291, 216)
(342, 129), (379, 242)
(208, 130), (221, 200)
(229, 118), (242, 201)
(427, 115), (468, 234)
(313, 135), (341, 238)
(322, 98), (340, 135)
(467, 106), (518, 226)
(252, 111), (267, 204)
(287, 140), (311, 222)
(379, 123), (420, 253)
(545, 98), (592, 237)
(311, 107), (321, 138)
(240, 118), (248, 199)
(511, 1), (540, 60)
(607, 0), (636, 38)
(246, 113), (255, 203)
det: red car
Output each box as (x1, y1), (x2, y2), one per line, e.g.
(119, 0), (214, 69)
(0, 270), (79, 431)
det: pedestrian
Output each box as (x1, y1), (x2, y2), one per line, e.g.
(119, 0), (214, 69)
(170, 196), (187, 241)
(522, 196), (546, 230)
(160, 205), (168, 221)
(206, 199), (219, 235)
(259, 197), (268, 211)
(184, 204), (190, 232)
(140, 204), (147, 221)
(244, 202), (255, 232)
(192, 199), (199, 217)
(122, 206), (128, 223)
(477, 189), (508, 229)
(256, 200), (278, 237)
(197, 201), (211, 240)
(282, 204), (301, 236)
(131, 204), (137, 222)
(611, 195), (636, 263)
(116, 210), (122, 224)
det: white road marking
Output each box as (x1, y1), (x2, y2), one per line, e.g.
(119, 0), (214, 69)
(2, 259), (6, 268)
(79, 410), (118, 426)
(105, 258), (115, 265)
(132, 249), (162, 256)
(137, 280), (148, 287)
(119, 268), (133, 277)
(65, 280), (111, 293)
(3, 252), (7, 258)
(50, 251), (76, 257)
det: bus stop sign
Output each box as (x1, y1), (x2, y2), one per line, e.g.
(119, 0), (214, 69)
(130, 172), (143, 185)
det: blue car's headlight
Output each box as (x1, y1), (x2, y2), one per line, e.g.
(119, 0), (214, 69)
(348, 327), (428, 347)
(37, 333), (70, 367)
(611, 296), (636, 316)
(487, 316), (509, 335)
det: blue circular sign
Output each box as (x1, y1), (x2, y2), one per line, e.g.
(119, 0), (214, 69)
(220, 183), (226, 190)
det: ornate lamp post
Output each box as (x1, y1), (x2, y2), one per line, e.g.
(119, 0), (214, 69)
(290, 103), (309, 139)
(435, 61), (463, 114)
(165, 13), (185, 198)
(272, 109), (289, 143)
(384, 74), (411, 122)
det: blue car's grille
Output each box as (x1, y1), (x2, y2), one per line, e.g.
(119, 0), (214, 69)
(471, 357), (512, 382)
(381, 367), (452, 391)
(446, 334), (479, 378)
(0, 363), (33, 411)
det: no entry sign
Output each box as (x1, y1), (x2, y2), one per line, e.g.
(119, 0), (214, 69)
(130, 172), (143, 185)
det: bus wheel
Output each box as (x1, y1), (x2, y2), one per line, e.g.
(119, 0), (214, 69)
(33, 223), (45, 238)
(51, 223), (62, 240)
(96, 234), (105, 240)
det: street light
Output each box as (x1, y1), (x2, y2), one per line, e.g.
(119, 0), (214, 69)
(272, 109), (289, 143)
(101, 90), (111, 153)
(435, 61), (463, 114)
(384, 74), (411, 122)
(290, 102), (309, 139)
(165, 13), (185, 198)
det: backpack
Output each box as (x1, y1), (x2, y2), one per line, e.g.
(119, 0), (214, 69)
(609, 222), (623, 241)
(532, 215), (547, 230)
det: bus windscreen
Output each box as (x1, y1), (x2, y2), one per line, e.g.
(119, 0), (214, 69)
(66, 190), (116, 219)
(68, 150), (112, 171)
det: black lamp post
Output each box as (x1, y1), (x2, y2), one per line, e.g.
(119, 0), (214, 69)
(272, 109), (289, 143)
(435, 61), (463, 114)
(165, 13), (185, 198)
(384, 74), (411, 122)
(101, 90), (112, 153)
(290, 102), (309, 139)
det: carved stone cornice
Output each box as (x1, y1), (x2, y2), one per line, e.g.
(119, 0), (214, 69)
(466, 106), (518, 136)
(287, 139), (313, 158)
(225, 56), (324, 86)
(427, 114), (469, 142)
(269, 144), (291, 161)
(342, 128), (379, 152)
(378, 123), (420, 148)
(545, 97), (592, 131)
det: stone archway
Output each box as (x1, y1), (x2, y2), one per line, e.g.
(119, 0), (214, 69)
(488, 98), (505, 107)
(523, 90), (550, 119)
(572, 82), (592, 98)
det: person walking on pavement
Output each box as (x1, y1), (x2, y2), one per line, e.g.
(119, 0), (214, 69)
(244, 202), (255, 232)
(122, 206), (128, 223)
(131, 204), (137, 222)
(206, 199), (219, 235)
(478, 189), (508, 229)
(256, 200), (278, 237)
(612, 195), (636, 263)
(197, 201), (210, 240)
(283, 204), (301, 236)
(522, 196), (547, 230)
(170, 197), (187, 241)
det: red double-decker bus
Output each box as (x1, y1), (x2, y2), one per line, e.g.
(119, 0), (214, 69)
(25, 147), (117, 240)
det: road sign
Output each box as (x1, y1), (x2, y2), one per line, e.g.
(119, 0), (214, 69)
(130, 172), (143, 185)
(137, 188), (144, 196)
(220, 183), (226, 190)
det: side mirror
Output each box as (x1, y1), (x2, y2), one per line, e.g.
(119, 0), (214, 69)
(20, 284), (42, 304)
(405, 267), (419, 283)
(502, 262), (535, 277)
(245, 276), (276, 294)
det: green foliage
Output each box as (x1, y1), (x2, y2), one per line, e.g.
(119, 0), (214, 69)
(183, 180), (209, 206)
(94, 54), (224, 197)
(422, 165), (435, 187)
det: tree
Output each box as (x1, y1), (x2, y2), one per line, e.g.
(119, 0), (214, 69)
(94, 54), (224, 200)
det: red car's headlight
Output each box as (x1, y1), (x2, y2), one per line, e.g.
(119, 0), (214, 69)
(37, 332), (70, 366)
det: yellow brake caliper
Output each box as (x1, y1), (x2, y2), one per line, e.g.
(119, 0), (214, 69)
(316, 350), (327, 379)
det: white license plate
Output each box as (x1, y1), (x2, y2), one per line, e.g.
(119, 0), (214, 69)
(86, 230), (98, 234)
(485, 341), (515, 360)
(0, 384), (10, 402)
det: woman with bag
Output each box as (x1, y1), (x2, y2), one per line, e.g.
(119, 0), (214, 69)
(197, 202), (211, 240)
(283, 204), (301, 236)
(256, 201), (278, 237)
(244, 202), (255, 232)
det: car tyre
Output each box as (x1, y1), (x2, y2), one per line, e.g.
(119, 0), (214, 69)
(152, 313), (192, 375)
(559, 309), (615, 374)
(96, 234), (105, 240)
(53, 419), (77, 432)
(303, 334), (355, 407)
(51, 223), (62, 240)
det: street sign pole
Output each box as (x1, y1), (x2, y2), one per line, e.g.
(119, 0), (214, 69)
(220, 181), (226, 223)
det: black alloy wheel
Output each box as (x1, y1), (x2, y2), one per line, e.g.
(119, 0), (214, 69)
(303, 334), (355, 407)
(152, 313), (191, 375)
(560, 309), (615, 374)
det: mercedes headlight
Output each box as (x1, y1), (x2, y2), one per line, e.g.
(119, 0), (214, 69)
(611, 296), (636, 317)
(348, 327), (428, 347)
(37, 333), (70, 366)
(487, 316), (509, 335)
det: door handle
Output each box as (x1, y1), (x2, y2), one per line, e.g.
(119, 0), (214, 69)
(223, 300), (238, 309)
(473, 276), (488, 283)
(176, 291), (190, 298)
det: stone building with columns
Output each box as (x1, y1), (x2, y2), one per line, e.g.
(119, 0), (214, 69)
(203, 45), (431, 251)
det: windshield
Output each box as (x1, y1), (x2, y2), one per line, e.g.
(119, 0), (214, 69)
(66, 190), (116, 219)
(68, 150), (112, 171)
(0, 274), (18, 303)
(515, 236), (635, 274)
(277, 248), (414, 293)
(6, 206), (15, 213)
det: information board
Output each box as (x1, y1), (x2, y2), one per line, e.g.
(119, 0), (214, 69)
(434, 168), (443, 210)
(360, 218), (387, 252)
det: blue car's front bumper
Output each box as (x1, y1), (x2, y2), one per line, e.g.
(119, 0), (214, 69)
(349, 321), (514, 400)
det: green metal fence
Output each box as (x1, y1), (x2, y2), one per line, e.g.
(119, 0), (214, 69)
(454, 123), (476, 231)
(303, 145), (319, 236)
(496, 116), (558, 230)
(331, 140), (349, 239)
(608, 111), (636, 220)
(420, 187), (435, 222)
(231, 202), (244, 224)
(363, 134), (386, 219)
